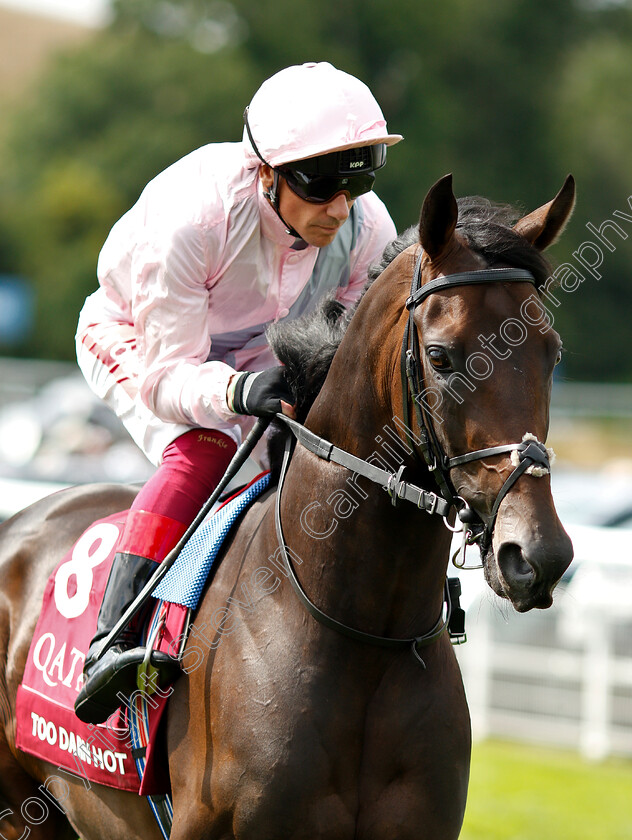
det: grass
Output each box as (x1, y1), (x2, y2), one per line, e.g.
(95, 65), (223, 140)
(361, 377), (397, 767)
(460, 740), (632, 840)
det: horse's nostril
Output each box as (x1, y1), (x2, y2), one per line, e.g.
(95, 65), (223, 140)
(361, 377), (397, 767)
(497, 542), (535, 587)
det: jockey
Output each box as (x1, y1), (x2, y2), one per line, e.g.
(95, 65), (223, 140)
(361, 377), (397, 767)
(74, 61), (402, 724)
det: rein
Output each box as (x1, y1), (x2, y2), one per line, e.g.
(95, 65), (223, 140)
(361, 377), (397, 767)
(273, 427), (454, 666)
(277, 415), (452, 518)
(272, 251), (552, 661)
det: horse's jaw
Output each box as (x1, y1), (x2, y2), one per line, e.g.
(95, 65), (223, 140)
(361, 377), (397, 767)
(485, 488), (574, 612)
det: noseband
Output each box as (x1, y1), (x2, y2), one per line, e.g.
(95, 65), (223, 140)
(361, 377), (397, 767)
(401, 252), (552, 554)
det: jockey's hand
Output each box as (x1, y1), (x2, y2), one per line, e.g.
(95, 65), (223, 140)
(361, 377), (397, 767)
(228, 367), (295, 418)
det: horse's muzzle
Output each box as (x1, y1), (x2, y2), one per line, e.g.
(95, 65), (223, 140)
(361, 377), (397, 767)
(486, 528), (574, 612)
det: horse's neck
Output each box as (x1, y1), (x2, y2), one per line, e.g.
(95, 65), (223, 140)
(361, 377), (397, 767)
(282, 322), (451, 638)
(284, 457), (450, 633)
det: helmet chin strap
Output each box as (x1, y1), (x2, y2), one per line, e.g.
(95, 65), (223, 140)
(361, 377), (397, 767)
(244, 106), (304, 242)
(265, 170), (303, 241)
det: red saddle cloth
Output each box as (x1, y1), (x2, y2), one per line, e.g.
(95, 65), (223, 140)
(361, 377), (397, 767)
(15, 511), (187, 795)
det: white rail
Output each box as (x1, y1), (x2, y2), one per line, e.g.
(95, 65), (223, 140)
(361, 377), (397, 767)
(455, 544), (632, 760)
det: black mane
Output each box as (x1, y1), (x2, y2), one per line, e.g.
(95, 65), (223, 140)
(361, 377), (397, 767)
(265, 296), (350, 478)
(267, 196), (552, 421)
(452, 197), (552, 288)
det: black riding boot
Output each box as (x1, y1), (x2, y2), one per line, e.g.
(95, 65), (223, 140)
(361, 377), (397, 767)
(74, 551), (180, 724)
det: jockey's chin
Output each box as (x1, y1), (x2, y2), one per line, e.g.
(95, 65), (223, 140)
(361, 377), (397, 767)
(277, 182), (354, 248)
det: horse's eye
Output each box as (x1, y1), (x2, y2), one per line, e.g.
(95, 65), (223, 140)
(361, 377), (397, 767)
(427, 346), (451, 371)
(555, 348), (563, 366)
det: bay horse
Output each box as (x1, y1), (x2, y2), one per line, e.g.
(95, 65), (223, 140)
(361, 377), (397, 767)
(0, 173), (575, 840)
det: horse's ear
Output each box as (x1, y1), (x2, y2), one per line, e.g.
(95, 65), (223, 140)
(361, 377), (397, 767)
(419, 174), (458, 259)
(513, 175), (576, 251)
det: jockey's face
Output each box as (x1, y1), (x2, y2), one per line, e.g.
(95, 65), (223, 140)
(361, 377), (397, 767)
(260, 165), (353, 247)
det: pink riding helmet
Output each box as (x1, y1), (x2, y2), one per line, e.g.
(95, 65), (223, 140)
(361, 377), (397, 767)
(243, 62), (403, 168)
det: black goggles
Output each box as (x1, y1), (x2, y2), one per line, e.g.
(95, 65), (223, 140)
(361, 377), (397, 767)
(277, 168), (376, 204)
(276, 143), (386, 204)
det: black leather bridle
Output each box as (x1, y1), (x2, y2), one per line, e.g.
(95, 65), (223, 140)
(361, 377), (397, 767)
(273, 249), (552, 660)
(401, 251), (552, 552)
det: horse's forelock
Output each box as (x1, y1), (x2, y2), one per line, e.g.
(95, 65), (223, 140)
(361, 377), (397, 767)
(455, 196), (553, 288)
(368, 197), (552, 291)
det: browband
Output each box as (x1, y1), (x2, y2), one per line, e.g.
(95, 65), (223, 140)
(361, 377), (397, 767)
(406, 268), (536, 310)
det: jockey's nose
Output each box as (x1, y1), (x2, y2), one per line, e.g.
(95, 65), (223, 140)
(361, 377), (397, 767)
(326, 193), (352, 223)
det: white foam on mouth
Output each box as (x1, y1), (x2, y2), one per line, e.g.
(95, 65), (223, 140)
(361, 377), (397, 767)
(510, 432), (556, 477)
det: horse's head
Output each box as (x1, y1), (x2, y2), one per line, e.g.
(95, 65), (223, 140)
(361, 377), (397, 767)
(400, 174), (576, 612)
(269, 174), (575, 613)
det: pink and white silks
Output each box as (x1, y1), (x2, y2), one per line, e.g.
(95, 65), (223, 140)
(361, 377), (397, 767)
(76, 141), (397, 467)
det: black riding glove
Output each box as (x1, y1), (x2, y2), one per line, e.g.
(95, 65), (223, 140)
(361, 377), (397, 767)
(228, 367), (294, 417)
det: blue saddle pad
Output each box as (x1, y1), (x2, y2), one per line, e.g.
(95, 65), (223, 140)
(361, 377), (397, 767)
(152, 472), (271, 609)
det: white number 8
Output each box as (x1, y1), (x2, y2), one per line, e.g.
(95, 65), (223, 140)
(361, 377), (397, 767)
(54, 522), (120, 619)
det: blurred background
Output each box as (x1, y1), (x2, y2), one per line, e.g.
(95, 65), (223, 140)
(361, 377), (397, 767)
(0, 1), (630, 836)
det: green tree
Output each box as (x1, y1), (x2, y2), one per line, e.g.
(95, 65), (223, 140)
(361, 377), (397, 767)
(0, 0), (630, 380)
(1, 161), (122, 357)
(548, 9), (632, 381)
(0, 24), (260, 358)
